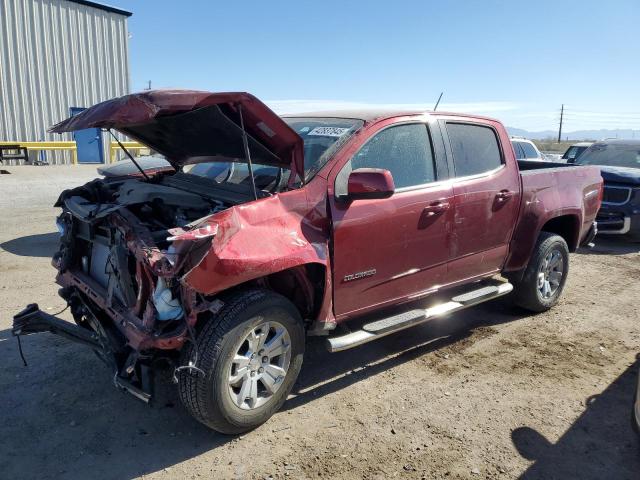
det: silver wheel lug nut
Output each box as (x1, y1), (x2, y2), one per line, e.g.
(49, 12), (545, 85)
(251, 371), (256, 377)
(258, 349), (264, 355)
(259, 367), (264, 373)
(262, 356), (269, 363)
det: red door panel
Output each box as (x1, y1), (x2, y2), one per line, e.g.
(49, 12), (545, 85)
(444, 121), (521, 284)
(330, 184), (453, 319)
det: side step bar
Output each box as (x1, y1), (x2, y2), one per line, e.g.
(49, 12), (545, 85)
(326, 281), (513, 352)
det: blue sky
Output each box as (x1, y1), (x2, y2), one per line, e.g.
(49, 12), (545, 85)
(116, 0), (639, 132)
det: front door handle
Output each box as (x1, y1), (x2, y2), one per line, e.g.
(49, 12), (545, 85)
(423, 201), (450, 216)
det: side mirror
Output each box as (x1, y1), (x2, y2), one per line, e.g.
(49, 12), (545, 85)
(347, 168), (395, 200)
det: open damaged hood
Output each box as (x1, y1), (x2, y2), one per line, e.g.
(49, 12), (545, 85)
(50, 90), (304, 177)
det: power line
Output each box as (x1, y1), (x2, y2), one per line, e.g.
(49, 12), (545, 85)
(562, 108), (640, 116)
(554, 105), (640, 133)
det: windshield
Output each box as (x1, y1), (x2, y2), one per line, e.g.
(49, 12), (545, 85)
(577, 143), (640, 169)
(166, 117), (363, 191)
(183, 162), (283, 191)
(282, 117), (364, 178)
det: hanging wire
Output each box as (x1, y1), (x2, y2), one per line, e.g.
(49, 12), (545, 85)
(15, 305), (68, 367)
(50, 304), (69, 317)
(172, 320), (205, 381)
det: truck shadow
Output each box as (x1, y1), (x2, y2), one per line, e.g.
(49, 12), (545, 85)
(0, 329), (223, 480)
(0, 298), (526, 480)
(0, 231), (59, 257)
(577, 237), (640, 256)
(511, 357), (640, 479)
(286, 298), (529, 410)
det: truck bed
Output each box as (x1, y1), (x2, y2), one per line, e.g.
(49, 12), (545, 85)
(503, 161), (602, 274)
(517, 159), (575, 171)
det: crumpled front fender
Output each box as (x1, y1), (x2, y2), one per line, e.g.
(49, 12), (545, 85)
(181, 190), (330, 296)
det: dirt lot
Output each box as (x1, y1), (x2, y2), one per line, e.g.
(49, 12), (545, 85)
(1, 165), (639, 480)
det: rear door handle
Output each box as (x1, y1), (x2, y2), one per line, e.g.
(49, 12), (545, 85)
(423, 201), (450, 216)
(496, 190), (514, 202)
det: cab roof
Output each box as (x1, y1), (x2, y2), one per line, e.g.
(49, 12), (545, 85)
(281, 109), (499, 124)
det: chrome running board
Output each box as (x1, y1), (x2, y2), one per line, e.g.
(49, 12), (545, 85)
(326, 281), (513, 352)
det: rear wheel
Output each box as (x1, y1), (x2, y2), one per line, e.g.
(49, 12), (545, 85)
(512, 232), (569, 312)
(178, 289), (305, 434)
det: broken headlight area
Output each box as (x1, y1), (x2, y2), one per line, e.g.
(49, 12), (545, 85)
(53, 197), (217, 343)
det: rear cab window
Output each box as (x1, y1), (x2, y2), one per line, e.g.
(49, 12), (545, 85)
(445, 123), (503, 177)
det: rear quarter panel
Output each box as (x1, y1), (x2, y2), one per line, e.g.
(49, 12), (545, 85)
(504, 165), (602, 272)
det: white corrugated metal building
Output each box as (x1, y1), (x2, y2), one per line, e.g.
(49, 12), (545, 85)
(0, 0), (131, 163)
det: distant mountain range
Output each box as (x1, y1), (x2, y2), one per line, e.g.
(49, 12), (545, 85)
(507, 127), (640, 141)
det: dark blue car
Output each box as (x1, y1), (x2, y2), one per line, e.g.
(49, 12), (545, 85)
(576, 140), (640, 241)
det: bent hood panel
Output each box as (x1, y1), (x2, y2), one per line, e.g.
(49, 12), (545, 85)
(50, 90), (304, 176)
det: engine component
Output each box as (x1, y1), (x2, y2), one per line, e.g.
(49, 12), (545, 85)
(152, 278), (184, 321)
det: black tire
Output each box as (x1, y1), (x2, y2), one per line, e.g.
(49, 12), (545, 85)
(512, 232), (570, 312)
(178, 289), (305, 434)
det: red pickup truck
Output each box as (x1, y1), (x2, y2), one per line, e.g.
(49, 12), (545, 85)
(13, 91), (602, 434)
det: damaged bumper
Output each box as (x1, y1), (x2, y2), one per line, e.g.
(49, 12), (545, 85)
(13, 303), (101, 349)
(13, 302), (154, 403)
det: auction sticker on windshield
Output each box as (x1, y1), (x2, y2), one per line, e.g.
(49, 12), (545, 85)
(307, 126), (351, 137)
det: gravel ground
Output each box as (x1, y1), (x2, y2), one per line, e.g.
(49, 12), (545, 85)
(1, 165), (639, 480)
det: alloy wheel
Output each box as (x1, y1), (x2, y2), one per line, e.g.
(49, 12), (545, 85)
(537, 249), (564, 299)
(227, 320), (292, 410)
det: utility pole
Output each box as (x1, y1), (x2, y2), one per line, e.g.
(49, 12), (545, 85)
(557, 104), (564, 143)
(146, 80), (152, 90)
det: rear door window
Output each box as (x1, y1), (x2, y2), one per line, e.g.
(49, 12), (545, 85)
(446, 123), (503, 177)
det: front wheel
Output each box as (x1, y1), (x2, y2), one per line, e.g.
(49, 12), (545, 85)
(512, 232), (570, 312)
(178, 289), (305, 434)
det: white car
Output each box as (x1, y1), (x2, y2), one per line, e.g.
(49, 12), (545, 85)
(511, 138), (546, 161)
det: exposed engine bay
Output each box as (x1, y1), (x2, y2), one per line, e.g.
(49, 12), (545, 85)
(55, 171), (272, 349)
(36, 169), (277, 398)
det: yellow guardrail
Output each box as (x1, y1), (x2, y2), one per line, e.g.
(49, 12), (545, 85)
(109, 141), (148, 163)
(0, 140), (78, 164)
(0, 140), (149, 165)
